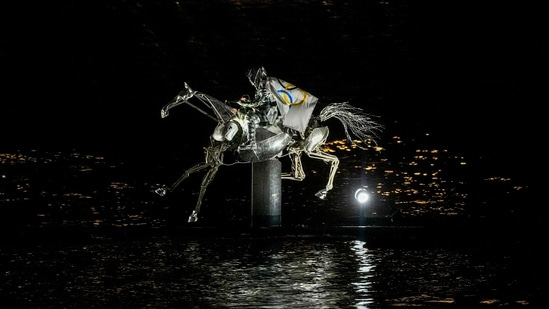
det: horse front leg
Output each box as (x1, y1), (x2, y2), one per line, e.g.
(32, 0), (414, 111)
(307, 150), (339, 199)
(188, 164), (220, 222)
(155, 162), (209, 197)
(187, 141), (229, 222)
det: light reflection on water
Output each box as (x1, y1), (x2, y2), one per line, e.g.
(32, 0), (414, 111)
(0, 139), (528, 230)
(0, 236), (537, 308)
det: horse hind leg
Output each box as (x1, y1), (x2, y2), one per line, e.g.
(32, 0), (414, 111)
(306, 150), (339, 199)
(281, 148), (306, 181)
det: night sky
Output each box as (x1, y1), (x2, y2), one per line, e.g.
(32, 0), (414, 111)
(1, 1), (544, 178)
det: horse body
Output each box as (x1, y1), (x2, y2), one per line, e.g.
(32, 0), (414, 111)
(155, 69), (382, 222)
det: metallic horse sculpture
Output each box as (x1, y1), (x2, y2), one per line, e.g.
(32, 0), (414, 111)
(155, 67), (383, 222)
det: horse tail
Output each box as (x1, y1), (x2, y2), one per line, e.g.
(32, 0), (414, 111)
(319, 102), (383, 149)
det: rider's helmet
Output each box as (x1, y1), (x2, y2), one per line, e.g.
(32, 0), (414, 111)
(246, 66), (267, 91)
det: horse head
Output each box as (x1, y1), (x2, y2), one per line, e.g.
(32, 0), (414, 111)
(161, 82), (196, 119)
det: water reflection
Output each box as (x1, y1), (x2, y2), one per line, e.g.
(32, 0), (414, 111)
(350, 240), (375, 307)
(0, 236), (537, 307)
(171, 238), (368, 308)
(0, 237), (389, 308)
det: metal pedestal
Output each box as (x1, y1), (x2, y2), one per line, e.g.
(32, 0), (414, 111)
(251, 159), (282, 227)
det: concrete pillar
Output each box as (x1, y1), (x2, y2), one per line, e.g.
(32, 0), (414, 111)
(251, 159), (282, 227)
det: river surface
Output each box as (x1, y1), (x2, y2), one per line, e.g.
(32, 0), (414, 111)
(0, 233), (540, 308)
(0, 231), (540, 308)
(0, 149), (540, 308)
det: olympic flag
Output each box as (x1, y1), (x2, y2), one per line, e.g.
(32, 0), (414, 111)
(266, 77), (318, 133)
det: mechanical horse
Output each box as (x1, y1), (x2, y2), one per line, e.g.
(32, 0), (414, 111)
(155, 67), (383, 222)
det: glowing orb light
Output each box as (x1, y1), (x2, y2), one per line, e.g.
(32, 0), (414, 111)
(354, 188), (370, 204)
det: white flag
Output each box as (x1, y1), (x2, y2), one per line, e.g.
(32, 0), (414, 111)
(266, 77), (318, 133)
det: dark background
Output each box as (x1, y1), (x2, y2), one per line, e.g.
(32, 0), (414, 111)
(1, 0), (544, 180)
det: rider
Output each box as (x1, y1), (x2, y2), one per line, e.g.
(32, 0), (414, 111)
(227, 94), (275, 125)
(225, 95), (248, 114)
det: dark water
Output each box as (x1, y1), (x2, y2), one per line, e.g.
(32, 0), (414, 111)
(0, 149), (540, 308)
(0, 236), (540, 308)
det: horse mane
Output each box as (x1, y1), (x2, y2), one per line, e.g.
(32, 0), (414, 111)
(319, 102), (384, 149)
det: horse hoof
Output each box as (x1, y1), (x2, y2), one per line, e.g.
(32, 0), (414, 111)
(155, 187), (167, 197)
(315, 190), (327, 200)
(188, 211), (199, 223)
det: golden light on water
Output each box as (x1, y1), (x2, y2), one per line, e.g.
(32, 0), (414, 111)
(0, 132), (526, 221)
